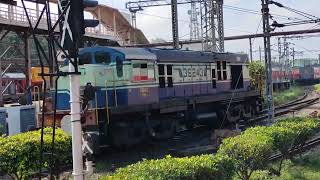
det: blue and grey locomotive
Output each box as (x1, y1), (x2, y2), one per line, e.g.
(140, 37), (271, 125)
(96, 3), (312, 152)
(42, 46), (261, 148)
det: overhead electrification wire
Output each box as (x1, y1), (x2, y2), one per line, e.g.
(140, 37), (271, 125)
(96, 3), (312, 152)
(251, 17), (263, 45)
(270, 1), (319, 19)
(270, 1), (320, 27)
(224, 5), (303, 21)
(119, 9), (255, 35)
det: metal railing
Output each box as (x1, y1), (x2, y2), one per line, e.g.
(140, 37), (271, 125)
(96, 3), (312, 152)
(0, 3), (124, 42)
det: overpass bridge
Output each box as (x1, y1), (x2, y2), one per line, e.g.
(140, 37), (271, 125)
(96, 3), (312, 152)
(0, 0), (149, 93)
(0, 1), (149, 45)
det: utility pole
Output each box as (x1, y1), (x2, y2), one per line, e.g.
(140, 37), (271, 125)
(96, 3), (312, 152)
(259, 46), (262, 62)
(171, 0), (179, 49)
(59, 0), (99, 179)
(278, 37), (282, 82)
(261, 0), (274, 120)
(283, 38), (290, 81)
(291, 47), (295, 67)
(128, 6), (142, 45)
(249, 38), (253, 62)
(290, 47), (295, 83)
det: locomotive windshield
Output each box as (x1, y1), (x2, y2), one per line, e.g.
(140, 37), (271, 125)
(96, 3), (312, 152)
(79, 51), (113, 65)
(79, 52), (92, 65)
(95, 51), (111, 64)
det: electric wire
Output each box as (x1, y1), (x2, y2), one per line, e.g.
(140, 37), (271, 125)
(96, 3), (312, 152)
(270, 1), (320, 27)
(251, 17), (263, 45)
(224, 5), (303, 21)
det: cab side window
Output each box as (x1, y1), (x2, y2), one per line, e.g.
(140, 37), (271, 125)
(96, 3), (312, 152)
(116, 57), (123, 77)
(217, 61), (227, 80)
(95, 51), (111, 64)
(158, 64), (165, 88)
(79, 52), (92, 65)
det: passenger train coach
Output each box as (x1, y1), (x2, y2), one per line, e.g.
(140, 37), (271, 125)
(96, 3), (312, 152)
(41, 46), (261, 149)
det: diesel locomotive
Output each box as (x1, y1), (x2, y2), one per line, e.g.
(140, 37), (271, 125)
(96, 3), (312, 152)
(40, 46), (262, 149)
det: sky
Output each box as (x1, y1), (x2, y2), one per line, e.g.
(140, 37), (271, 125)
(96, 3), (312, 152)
(97, 0), (320, 60)
(12, 0), (320, 60)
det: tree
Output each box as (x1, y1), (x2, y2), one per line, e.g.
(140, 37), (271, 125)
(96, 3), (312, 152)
(151, 38), (166, 43)
(248, 61), (266, 96)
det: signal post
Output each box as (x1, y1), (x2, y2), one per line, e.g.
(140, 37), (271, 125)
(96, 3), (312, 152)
(59, 0), (99, 179)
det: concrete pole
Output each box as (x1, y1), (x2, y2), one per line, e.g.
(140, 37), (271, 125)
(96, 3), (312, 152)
(249, 38), (253, 62)
(36, 3), (39, 19)
(24, 33), (32, 88)
(98, 7), (102, 33)
(69, 62), (84, 180)
(259, 46), (262, 62)
(292, 47), (295, 67)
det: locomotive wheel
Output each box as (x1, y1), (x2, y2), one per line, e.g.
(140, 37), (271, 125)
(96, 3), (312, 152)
(109, 120), (148, 148)
(243, 104), (253, 119)
(151, 119), (177, 140)
(226, 105), (243, 123)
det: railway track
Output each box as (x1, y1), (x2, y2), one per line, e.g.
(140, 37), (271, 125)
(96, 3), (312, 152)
(260, 93), (308, 115)
(247, 96), (319, 125)
(170, 92), (319, 157)
(269, 136), (320, 161)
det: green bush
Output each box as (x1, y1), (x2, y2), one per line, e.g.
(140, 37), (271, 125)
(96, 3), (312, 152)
(314, 84), (320, 93)
(274, 118), (319, 150)
(0, 128), (72, 179)
(104, 154), (233, 180)
(103, 118), (319, 180)
(270, 118), (320, 173)
(218, 126), (274, 180)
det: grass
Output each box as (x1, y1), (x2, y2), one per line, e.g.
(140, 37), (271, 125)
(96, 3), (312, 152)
(249, 149), (320, 180)
(314, 84), (320, 93)
(273, 86), (304, 106)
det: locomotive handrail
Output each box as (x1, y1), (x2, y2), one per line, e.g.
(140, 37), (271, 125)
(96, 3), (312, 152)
(112, 69), (118, 107)
(105, 80), (110, 125)
(94, 76), (98, 124)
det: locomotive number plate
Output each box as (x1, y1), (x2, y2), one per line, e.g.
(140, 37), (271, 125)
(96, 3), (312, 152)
(140, 87), (149, 96)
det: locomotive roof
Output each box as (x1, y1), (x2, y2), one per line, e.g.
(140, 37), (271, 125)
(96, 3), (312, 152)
(147, 48), (249, 63)
(110, 47), (157, 60)
(80, 46), (248, 63)
(80, 46), (157, 60)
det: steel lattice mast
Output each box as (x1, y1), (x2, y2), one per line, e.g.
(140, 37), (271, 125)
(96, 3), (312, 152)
(126, 0), (225, 52)
(188, 2), (200, 40)
(261, 0), (274, 120)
